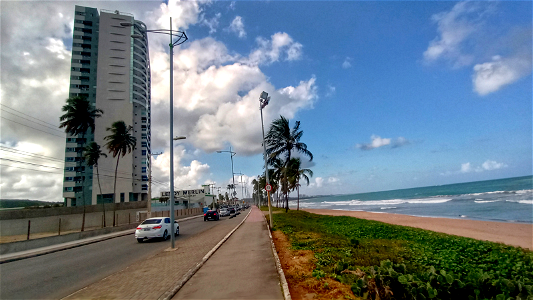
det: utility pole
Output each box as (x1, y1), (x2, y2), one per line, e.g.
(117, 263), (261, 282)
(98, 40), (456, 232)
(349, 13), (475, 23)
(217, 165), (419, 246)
(148, 152), (163, 218)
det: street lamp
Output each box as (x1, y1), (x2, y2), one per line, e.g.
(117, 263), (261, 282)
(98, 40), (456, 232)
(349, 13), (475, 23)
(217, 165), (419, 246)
(234, 172), (245, 200)
(216, 148), (236, 204)
(121, 18), (187, 250)
(259, 91), (273, 228)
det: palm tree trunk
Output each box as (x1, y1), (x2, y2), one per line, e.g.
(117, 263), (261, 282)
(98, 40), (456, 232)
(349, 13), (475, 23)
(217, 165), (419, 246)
(97, 164), (105, 227)
(113, 156), (120, 227)
(297, 184), (300, 211)
(285, 154), (290, 213)
(80, 135), (86, 232)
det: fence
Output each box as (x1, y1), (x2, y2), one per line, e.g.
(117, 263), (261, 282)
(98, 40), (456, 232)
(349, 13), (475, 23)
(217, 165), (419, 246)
(0, 203), (202, 243)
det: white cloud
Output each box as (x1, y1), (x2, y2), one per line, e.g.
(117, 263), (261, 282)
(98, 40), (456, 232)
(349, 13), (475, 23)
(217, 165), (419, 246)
(460, 162), (473, 173)
(423, 2), (490, 68)
(314, 177), (324, 188)
(342, 57), (352, 69)
(472, 55), (532, 96)
(226, 16), (246, 38)
(456, 160), (507, 174)
(325, 84), (336, 97)
(356, 135), (391, 150)
(481, 160), (507, 171)
(244, 32), (303, 66)
(199, 13), (221, 34)
(327, 177), (339, 183)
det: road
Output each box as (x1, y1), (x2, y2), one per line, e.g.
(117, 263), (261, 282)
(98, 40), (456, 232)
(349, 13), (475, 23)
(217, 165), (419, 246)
(0, 214), (238, 299)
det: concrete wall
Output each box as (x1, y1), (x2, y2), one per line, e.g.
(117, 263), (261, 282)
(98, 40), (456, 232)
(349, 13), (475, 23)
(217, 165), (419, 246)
(0, 202), (202, 237)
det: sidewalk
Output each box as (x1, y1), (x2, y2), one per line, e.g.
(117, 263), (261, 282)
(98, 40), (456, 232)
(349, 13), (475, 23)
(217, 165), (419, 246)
(63, 206), (285, 300)
(173, 206), (284, 300)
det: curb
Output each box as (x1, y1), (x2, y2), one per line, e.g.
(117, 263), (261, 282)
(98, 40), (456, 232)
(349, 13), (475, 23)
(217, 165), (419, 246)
(158, 209), (252, 300)
(263, 210), (292, 300)
(0, 215), (203, 264)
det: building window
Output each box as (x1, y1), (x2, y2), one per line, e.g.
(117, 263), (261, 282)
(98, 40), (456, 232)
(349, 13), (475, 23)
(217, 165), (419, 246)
(141, 167), (147, 173)
(66, 148), (76, 152)
(65, 177), (74, 181)
(65, 167), (75, 171)
(64, 187), (74, 192)
(141, 150), (146, 155)
(142, 184), (148, 191)
(120, 193), (125, 203)
(66, 157), (75, 162)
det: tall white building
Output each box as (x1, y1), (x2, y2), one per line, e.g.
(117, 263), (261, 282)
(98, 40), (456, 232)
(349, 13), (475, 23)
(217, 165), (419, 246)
(63, 6), (151, 207)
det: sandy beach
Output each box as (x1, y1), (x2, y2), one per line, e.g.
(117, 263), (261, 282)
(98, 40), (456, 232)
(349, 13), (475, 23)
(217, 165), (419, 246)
(303, 209), (533, 250)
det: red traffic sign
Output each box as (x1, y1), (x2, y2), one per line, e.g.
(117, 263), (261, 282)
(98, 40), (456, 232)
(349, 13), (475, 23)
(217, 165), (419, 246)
(265, 184), (272, 192)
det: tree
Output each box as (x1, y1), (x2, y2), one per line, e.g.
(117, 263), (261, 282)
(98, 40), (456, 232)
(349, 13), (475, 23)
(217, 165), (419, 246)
(265, 116), (313, 212)
(104, 121), (136, 226)
(83, 142), (108, 226)
(59, 96), (103, 231)
(287, 157), (313, 211)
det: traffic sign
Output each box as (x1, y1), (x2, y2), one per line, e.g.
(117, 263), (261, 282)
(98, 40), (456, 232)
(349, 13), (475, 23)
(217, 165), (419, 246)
(265, 184), (272, 192)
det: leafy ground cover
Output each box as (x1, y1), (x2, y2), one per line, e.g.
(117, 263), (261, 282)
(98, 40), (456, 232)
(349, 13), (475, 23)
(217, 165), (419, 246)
(269, 209), (533, 300)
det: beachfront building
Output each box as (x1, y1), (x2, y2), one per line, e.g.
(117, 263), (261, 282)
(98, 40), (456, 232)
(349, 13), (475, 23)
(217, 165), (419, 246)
(158, 185), (217, 209)
(63, 6), (151, 207)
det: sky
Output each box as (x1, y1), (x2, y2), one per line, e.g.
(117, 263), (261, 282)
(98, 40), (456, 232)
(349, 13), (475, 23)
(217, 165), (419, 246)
(0, 0), (531, 202)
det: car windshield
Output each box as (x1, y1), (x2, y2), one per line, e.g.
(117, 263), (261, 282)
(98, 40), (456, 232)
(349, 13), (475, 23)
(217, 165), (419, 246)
(141, 219), (161, 225)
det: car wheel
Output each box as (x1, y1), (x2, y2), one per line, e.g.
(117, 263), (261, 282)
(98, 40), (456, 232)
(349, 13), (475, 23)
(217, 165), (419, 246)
(137, 238), (143, 243)
(163, 230), (168, 240)
(204, 218), (207, 221)
(175, 227), (180, 236)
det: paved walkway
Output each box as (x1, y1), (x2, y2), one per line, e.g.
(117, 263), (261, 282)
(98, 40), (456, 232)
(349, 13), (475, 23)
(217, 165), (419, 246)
(63, 207), (283, 300)
(173, 206), (284, 300)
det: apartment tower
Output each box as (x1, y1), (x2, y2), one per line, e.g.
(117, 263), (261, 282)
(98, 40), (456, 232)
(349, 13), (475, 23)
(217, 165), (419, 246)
(63, 6), (151, 207)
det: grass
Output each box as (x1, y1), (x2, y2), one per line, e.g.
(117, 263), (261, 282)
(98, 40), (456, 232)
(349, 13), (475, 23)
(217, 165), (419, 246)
(272, 210), (533, 300)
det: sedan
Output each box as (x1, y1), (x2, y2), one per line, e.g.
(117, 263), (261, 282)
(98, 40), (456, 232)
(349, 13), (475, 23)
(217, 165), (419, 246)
(135, 217), (179, 243)
(219, 208), (230, 217)
(204, 209), (220, 221)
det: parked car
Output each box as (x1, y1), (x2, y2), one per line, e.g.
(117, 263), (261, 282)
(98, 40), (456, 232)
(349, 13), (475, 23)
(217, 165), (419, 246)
(228, 207), (236, 214)
(204, 209), (220, 221)
(135, 217), (179, 243)
(220, 208), (230, 217)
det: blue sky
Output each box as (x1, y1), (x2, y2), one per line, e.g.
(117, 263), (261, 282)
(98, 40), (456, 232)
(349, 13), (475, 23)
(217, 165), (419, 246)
(1, 1), (531, 201)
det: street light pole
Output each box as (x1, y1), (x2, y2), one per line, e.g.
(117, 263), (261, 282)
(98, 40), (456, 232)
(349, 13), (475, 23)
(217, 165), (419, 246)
(259, 91), (273, 228)
(121, 17), (187, 250)
(216, 148), (236, 204)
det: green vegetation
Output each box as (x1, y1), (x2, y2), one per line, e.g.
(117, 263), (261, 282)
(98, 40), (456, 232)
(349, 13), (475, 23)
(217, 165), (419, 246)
(273, 210), (533, 299)
(0, 200), (63, 209)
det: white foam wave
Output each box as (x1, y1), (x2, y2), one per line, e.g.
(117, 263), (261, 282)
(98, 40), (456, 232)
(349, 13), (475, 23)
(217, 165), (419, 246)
(474, 200), (501, 203)
(322, 198), (452, 206)
(506, 200), (533, 205)
(380, 207), (397, 210)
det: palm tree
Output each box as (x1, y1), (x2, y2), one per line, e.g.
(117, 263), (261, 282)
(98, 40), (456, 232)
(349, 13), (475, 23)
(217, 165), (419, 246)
(265, 116), (313, 212)
(104, 121), (136, 226)
(59, 96), (103, 231)
(83, 142), (108, 227)
(287, 157), (313, 211)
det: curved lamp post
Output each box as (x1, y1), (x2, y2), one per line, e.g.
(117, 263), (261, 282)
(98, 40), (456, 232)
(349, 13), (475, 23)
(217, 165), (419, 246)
(121, 18), (187, 249)
(216, 148), (236, 204)
(259, 91), (273, 228)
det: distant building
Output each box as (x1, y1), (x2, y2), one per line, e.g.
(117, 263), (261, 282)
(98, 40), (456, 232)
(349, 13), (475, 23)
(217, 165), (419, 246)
(63, 6), (151, 207)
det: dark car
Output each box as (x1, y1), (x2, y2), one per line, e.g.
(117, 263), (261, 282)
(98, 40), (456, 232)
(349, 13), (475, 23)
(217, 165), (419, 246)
(228, 207), (236, 214)
(204, 209), (220, 221)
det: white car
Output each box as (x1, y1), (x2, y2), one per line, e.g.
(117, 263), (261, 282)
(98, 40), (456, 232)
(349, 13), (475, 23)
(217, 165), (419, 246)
(219, 208), (230, 217)
(135, 217), (179, 243)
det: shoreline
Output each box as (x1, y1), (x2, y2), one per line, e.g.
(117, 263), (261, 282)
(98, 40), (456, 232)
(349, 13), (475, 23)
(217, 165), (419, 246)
(303, 208), (533, 250)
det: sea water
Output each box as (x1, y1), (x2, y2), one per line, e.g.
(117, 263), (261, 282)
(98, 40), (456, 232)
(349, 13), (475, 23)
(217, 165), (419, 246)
(293, 176), (533, 223)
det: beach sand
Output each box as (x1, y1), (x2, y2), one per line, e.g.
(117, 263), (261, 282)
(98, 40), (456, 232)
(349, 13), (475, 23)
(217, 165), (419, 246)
(303, 209), (533, 250)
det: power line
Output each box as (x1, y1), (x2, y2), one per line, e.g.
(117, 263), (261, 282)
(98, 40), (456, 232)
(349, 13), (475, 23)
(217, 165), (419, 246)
(0, 103), (61, 129)
(0, 163), (64, 174)
(0, 158), (63, 169)
(0, 146), (64, 162)
(1, 109), (64, 133)
(1, 117), (66, 139)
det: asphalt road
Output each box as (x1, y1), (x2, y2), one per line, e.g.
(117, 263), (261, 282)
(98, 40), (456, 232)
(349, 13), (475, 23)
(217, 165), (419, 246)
(0, 214), (237, 300)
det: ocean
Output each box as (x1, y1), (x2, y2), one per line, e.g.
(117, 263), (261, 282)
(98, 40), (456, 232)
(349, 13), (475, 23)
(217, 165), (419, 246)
(292, 176), (533, 223)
